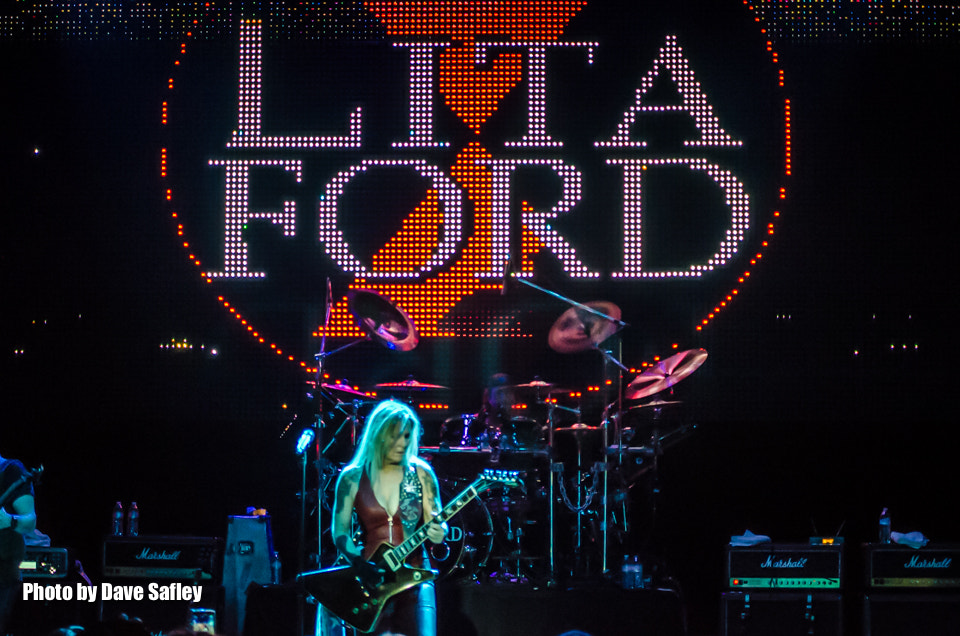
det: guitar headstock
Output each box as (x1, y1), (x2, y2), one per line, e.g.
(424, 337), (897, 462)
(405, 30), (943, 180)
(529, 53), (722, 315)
(28, 465), (44, 484)
(477, 468), (523, 491)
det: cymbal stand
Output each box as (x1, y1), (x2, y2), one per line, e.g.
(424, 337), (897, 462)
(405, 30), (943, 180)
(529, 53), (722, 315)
(320, 399), (363, 457)
(544, 400), (580, 584)
(597, 338), (625, 574)
(547, 401), (557, 585)
(514, 277), (629, 330)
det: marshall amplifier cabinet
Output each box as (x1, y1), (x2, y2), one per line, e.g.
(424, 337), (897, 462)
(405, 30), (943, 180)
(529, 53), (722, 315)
(863, 543), (960, 636)
(21, 546), (70, 579)
(726, 543), (843, 590)
(865, 543), (960, 589)
(722, 591), (843, 636)
(100, 536), (224, 633)
(102, 535), (222, 581)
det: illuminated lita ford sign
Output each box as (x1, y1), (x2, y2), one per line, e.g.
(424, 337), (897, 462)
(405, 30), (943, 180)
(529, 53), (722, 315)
(163, 1), (788, 368)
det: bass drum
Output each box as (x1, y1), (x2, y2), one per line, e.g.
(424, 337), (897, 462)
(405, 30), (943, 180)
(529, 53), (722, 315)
(427, 484), (494, 580)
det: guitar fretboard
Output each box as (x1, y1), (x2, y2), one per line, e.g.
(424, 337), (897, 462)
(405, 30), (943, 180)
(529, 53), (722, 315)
(389, 484), (479, 564)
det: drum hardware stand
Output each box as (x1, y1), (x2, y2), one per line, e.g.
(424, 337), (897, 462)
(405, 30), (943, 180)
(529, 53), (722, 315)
(598, 341), (625, 563)
(555, 456), (606, 576)
(320, 399), (363, 456)
(597, 340), (625, 574)
(298, 279), (331, 636)
(514, 274), (627, 581)
(547, 401), (558, 586)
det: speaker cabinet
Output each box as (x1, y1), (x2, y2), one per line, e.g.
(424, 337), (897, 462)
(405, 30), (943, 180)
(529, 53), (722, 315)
(98, 579), (222, 632)
(863, 592), (960, 636)
(222, 515), (274, 636)
(722, 591), (843, 636)
(443, 581), (685, 636)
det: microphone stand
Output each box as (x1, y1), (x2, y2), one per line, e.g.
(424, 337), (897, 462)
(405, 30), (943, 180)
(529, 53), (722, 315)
(304, 279), (336, 636)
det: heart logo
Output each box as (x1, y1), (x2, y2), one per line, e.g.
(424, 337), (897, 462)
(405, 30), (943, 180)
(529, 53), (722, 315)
(439, 40), (524, 133)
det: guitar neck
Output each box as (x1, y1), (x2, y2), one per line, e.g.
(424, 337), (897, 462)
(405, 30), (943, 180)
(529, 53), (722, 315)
(0, 468), (40, 509)
(387, 482), (481, 566)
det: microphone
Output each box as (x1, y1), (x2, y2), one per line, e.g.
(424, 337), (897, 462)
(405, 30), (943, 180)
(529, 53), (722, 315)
(295, 428), (315, 455)
(501, 257), (514, 296)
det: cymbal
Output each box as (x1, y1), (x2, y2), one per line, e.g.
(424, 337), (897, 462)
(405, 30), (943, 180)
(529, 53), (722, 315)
(548, 301), (623, 353)
(321, 382), (368, 398)
(348, 289), (418, 352)
(625, 348), (708, 400)
(375, 378), (450, 391)
(555, 424), (602, 432)
(631, 398), (683, 409)
(509, 380), (554, 389)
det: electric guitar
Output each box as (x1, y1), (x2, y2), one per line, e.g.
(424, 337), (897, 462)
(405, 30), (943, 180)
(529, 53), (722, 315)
(298, 468), (522, 633)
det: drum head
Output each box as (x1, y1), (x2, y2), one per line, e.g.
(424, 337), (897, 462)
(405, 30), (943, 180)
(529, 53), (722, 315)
(500, 416), (547, 451)
(427, 484), (494, 579)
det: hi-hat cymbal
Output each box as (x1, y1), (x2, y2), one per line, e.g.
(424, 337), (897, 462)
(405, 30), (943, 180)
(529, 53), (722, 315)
(631, 397), (683, 409)
(348, 289), (418, 352)
(375, 378), (450, 391)
(555, 423), (602, 433)
(625, 348), (708, 400)
(509, 380), (554, 389)
(548, 301), (623, 353)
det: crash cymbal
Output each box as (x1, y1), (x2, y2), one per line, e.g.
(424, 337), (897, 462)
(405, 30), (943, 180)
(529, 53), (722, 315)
(625, 348), (708, 400)
(375, 378), (450, 391)
(348, 289), (419, 352)
(321, 382), (368, 398)
(548, 301), (623, 353)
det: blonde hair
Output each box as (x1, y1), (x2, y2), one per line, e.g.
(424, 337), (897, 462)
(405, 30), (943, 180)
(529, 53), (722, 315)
(348, 400), (422, 477)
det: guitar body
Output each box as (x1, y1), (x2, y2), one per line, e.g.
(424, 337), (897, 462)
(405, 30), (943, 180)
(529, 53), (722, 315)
(298, 543), (436, 633)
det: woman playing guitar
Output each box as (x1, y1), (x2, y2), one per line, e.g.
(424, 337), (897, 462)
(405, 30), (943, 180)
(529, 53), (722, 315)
(331, 400), (447, 636)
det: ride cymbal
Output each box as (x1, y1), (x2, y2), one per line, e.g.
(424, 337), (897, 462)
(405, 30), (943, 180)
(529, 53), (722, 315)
(321, 382), (369, 398)
(374, 378), (450, 391)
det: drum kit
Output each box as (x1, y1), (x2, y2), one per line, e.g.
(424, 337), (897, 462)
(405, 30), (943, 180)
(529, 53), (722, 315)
(305, 284), (708, 585)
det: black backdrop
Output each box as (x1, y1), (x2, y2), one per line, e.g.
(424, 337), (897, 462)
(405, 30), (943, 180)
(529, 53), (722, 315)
(2, 3), (957, 634)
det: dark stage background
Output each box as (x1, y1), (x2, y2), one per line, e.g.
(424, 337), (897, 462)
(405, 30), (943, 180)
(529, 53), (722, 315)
(1, 2), (957, 634)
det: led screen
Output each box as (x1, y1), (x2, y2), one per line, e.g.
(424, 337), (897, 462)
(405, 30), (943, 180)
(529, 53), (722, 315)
(162, 2), (786, 388)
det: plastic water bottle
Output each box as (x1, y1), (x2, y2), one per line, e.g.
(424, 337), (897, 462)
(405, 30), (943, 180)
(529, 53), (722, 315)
(621, 555), (643, 589)
(126, 502), (140, 537)
(271, 551), (282, 584)
(879, 507), (891, 544)
(112, 502), (124, 536)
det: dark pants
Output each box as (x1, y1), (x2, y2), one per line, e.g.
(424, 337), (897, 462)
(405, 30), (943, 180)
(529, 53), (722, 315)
(316, 581), (435, 636)
(375, 581), (436, 636)
(0, 578), (20, 634)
